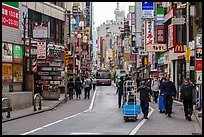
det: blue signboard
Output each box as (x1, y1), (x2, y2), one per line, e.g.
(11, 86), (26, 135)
(72, 15), (78, 30)
(156, 20), (164, 25)
(142, 2), (154, 10)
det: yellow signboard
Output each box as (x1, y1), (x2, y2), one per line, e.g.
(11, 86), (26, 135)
(185, 46), (190, 61)
(144, 56), (148, 65)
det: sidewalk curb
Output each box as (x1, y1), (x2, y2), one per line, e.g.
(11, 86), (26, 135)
(2, 98), (65, 123)
(173, 100), (202, 134)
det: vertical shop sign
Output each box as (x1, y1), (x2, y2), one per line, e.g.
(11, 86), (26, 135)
(2, 42), (12, 62)
(156, 25), (164, 43)
(13, 44), (23, 63)
(196, 47), (202, 58)
(196, 60), (202, 71)
(168, 24), (176, 49)
(2, 63), (13, 82)
(145, 19), (154, 46)
(37, 41), (46, 59)
(2, 2), (19, 29)
(13, 64), (23, 82)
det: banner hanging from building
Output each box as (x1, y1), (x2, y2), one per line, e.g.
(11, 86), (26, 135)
(2, 63), (12, 82)
(2, 42), (12, 62)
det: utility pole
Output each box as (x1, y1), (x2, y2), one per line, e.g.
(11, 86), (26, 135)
(64, 10), (71, 102)
(186, 2), (190, 79)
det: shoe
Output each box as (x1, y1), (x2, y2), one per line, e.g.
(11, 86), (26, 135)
(185, 116), (189, 120)
(168, 114), (171, 117)
(144, 117), (148, 119)
(188, 116), (192, 121)
(165, 112), (168, 115)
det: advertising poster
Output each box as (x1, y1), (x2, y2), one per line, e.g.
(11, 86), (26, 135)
(196, 47), (202, 58)
(13, 64), (23, 82)
(2, 42), (12, 62)
(196, 72), (202, 84)
(2, 63), (12, 82)
(37, 41), (46, 59)
(13, 44), (23, 63)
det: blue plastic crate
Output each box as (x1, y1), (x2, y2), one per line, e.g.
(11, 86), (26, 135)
(122, 104), (140, 115)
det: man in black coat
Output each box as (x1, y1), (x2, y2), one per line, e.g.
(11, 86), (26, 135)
(116, 76), (124, 108)
(138, 80), (152, 119)
(75, 76), (82, 99)
(180, 77), (195, 121)
(160, 75), (176, 117)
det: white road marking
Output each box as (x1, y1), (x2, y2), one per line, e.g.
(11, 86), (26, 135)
(21, 87), (98, 135)
(20, 127), (43, 135)
(129, 103), (154, 135)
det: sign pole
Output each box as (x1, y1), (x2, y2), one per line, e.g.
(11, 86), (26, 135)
(186, 2), (190, 79)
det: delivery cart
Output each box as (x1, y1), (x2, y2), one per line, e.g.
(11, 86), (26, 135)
(122, 80), (140, 122)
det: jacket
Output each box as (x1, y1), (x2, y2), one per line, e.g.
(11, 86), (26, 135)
(160, 81), (176, 97)
(118, 80), (124, 95)
(180, 82), (194, 101)
(138, 85), (151, 102)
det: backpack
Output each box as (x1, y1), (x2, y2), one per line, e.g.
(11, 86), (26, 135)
(181, 84), (192, 100)
(84, 79), (90, 88)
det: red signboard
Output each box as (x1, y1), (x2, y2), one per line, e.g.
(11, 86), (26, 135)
(168, 24), (176, 49)
(2, 4), (19, 29)
(196, 60), (202, 71)
(68, 57), (74, 64)
(156, 25), (164, 43)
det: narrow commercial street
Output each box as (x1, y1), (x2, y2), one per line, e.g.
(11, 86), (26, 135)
(2, 85), (201, 135)
(2, 2), (202, 135)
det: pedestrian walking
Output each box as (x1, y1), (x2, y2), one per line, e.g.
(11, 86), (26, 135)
(180, 77), (195, 121)
(75, 76), (82, 99)
(116, 76), (124, 108)
(160, 75), (176, 117)
(83, 76), (91, 99)
(68, 77), (74, 100)
(92, 76), (97, 91)
(151, 76), (160, 103)
(137, 80), (152, 119)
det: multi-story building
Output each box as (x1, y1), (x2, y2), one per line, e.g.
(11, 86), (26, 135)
(97, 3), (125, 69)
(2, 2), (73, 110)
